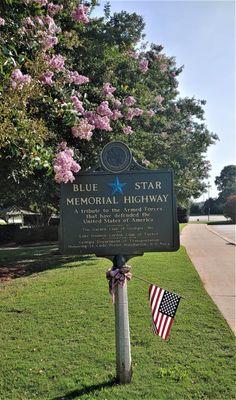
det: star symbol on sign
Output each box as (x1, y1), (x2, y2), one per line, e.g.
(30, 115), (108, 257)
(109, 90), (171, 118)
(107, 176), (127, 195)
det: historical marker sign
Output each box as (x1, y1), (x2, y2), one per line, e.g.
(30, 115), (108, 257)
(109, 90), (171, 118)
(60, 142), (179, 256)
(59, 141), (180, 384)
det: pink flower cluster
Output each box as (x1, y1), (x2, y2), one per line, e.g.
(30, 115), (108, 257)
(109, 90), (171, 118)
(11, 69), (32, 89)
(72, 4), (90, 24)
(36, 0), (47, 5)
(139, 59), (149, 73)
(40, 70), (54, 85)
(34, 16), (44, 26)
(71, 119), (95, 141)
(159, 63), (168, 73)
(128, 50), (139, 59)
(71, 96), (84, 114)
(85, 112), (112, 131)
(156, 95), (164, 105)
(124, 96), (136, 106)
(53, 144), (81, 183)
(0, 17), (5, 26)
(49, 54), (65, 71)
(147, 109), (155, 117)
(26, 0), (47, 5)
(41, 34), (58, 50)
(155, 55), (168, 72)
(133, 108), (143, 117)
(126, 107), (143, 120)
(68, 71), (89, 85)
(47, 2), (63, 16)
(111, 110), (123, 120)
(103, 82), (116, 96)
(23, 17), (35, 27)
(123, 126), (133, 135)
(94, 115), (112, 131)
(21, 14), (60, 48)
(23, 14), (60, 34)
(44, 15), (61, 34)
(97, 101), (113, 117)
(112, 98), (121, 109)
(142, 159), (150, 166)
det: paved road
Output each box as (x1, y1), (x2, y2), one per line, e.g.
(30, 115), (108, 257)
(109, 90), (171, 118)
(208, 224), (236, 244)
(181, 224), (235, 334)
(189, 215), (227, 222)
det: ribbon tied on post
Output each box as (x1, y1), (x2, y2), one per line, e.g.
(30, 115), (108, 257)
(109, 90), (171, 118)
(106, 265), (132, 302)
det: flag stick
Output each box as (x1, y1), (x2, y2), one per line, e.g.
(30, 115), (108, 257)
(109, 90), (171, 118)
(132, 274), (185, 299)
(132, 274), (154, 285)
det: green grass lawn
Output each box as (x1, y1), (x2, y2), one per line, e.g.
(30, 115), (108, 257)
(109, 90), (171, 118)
(0, 237), (235, 399)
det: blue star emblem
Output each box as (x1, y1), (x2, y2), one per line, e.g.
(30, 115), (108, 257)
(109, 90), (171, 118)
(107, 176), (127, 195)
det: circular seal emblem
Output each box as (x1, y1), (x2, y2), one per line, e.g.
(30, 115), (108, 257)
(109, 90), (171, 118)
(101, 141), (132, 173)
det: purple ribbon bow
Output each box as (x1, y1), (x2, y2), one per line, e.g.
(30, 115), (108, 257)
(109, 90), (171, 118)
(106, 265), (132, 303)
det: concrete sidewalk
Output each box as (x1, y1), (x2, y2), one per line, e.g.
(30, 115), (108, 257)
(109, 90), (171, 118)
(181, 224), (235, 334)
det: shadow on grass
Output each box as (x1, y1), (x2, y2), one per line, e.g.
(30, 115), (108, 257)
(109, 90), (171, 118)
(52, 378), (118, 400)
(0, 243), (96, 281)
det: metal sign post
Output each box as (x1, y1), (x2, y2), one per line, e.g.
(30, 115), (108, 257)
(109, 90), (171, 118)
(113, 255), (132, 384)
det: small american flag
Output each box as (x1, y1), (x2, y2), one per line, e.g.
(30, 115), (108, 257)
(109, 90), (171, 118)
(149, 284), (181, 340)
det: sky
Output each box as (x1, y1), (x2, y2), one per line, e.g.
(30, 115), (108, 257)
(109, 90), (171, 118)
(93, 0), (235, 200)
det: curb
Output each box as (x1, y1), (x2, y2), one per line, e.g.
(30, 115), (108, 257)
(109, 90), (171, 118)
(206, 225), (236, 246)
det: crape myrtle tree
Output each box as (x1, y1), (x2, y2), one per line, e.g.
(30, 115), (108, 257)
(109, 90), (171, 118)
(0, 0), (218, 223)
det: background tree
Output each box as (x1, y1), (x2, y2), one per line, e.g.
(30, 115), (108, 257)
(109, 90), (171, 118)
(190, 201), (203, 215)
(202, 197), (222, 215)
(223, 195), (236, 223)
(215, 165), (236, 205)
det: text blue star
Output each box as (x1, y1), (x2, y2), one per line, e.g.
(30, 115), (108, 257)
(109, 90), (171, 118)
(107, 176), (127, 195)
